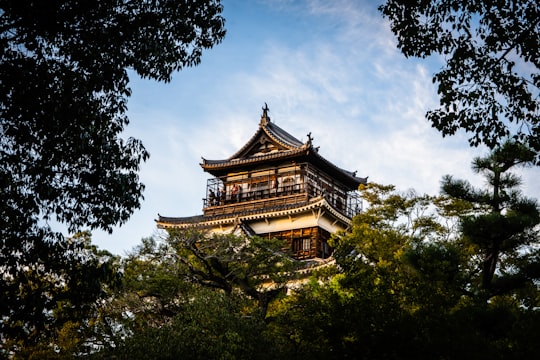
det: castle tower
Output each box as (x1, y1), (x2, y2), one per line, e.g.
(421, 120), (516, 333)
(156, 105), (367, 259)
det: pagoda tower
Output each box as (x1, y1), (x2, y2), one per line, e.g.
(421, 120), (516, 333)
(156, 105), (367, 259)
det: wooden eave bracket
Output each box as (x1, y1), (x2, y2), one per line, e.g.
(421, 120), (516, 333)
(314, 208), (324, 220)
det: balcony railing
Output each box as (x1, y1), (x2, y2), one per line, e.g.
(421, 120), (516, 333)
(203, 175), (362, 219)
(203, 192), (309, 217)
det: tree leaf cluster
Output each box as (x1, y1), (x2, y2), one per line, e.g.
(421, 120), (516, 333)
(269, 145), (540, 358)
(0, 1), (225, 355)
(441, 141), (540, 299)
(380, 0), (540, 161)
(92, 230), (297, 359)
(99, 287), (273, 360)
(1, 232), (122, 358)
(126, 230), (298, 318)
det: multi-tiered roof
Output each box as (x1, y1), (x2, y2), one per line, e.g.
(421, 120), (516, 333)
(157, 105), (367, 259)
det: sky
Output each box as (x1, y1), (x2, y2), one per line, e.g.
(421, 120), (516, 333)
(90, 0), (540, 255)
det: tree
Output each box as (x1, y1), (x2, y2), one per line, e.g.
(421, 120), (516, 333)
(97, 286), (275, 360)
(92, 231), (295, 359)
(441, 141), (540, 300)
(268, 184), (472, 359)
(270, 179), (540, 359)
(380, 0), (540, 161)
(0, 0), (225, 355)
(1, 232), (122, 358)
(128, 230), (298, 318)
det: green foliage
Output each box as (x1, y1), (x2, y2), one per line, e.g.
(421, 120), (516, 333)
(267, 184), (462, 359)
(97, 287), (273, 360)
(1, 232), (122, 358)
(93, 231), (296, 359)
(95, 230), (297, 335)
(269, 175), (540, 359)
(380, 0), (540, 160)
(0, 1), (225, 356)
(154, 229), (298, 317)
(441, 141), (540, 299)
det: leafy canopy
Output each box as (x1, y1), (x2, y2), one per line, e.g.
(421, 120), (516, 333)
(0, 0), (225, 355)
(128, 230), (298, 318)
(1, 232), (122, 358)
(1, 0), (226, 236)
(441, 141), (540, 300)
(380, 0), (540, 161)
(271, 172), (540, 359)
(91, 230), (298, 358)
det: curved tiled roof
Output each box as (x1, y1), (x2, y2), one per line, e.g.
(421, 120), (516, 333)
(224, 113), (305, 161)
(202, 148), (366, 189)
(156, 196), (352, 229)
(200, 107), (367, 188)
(263, 120), (305, 150)
(202, 147), (306, 166)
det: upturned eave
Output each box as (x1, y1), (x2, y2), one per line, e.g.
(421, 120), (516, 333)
(156, 196), (352, 230)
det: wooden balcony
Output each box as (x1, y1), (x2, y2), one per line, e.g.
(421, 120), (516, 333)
(203, 192), (309, 217)
(203, 171), (362, 219)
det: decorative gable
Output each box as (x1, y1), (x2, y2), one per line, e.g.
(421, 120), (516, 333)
(227, 104), (305, 160)
(232, 131), (289, 159)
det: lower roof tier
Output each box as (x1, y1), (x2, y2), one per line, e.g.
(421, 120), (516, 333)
(156, 196), (352, 235)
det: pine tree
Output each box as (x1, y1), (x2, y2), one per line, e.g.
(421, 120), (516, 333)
(441, 141), (540, 300)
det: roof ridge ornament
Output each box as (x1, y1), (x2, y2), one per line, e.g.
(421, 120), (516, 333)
(306, 132), (313, 147)
(260, 102), (270, 126)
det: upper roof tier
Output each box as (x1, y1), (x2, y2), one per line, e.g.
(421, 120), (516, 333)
(200, 105), (367, 189)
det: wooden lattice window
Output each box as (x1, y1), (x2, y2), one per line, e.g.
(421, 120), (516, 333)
(293, 238), (311, 254)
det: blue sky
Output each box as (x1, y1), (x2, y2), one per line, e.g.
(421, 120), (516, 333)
(91, 0), (540, 255)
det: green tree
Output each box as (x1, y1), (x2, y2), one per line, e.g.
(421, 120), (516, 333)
(380, 0), (540, 160)
(268, 184), (469, 359)
(94, 231), (294, 359)
(97, 286), (274, 360)
(270, 178), (540, 359)
(128, 230), (298, 318)
(441, 141), (540, 300)
(1, 232), (122, 358)
(0, 0), (225, 353)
